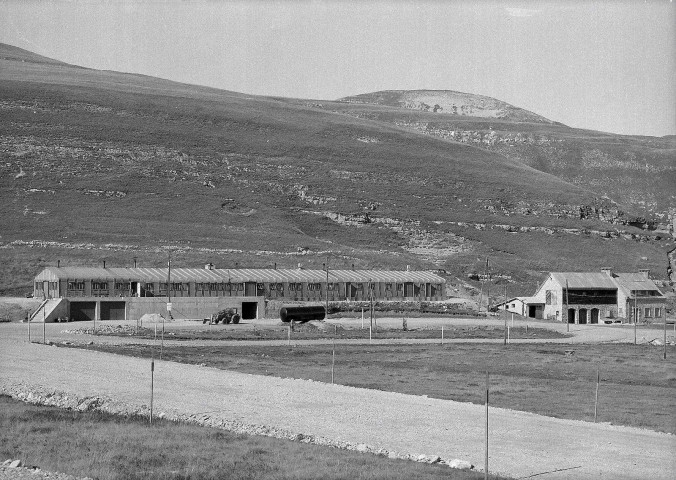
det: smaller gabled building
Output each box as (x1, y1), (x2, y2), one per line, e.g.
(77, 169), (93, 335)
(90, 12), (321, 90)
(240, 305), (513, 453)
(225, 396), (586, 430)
(528, 268), (665, 324)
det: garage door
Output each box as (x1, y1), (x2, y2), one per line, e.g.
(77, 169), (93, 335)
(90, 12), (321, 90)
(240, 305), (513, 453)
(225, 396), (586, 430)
(100, 301), (126, 321)
(70, 302), (96, 322)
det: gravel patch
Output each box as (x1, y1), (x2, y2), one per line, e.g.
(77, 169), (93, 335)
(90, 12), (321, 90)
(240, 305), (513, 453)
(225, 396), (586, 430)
(0, 383), (464, 468)
(0, 461), (91, 480)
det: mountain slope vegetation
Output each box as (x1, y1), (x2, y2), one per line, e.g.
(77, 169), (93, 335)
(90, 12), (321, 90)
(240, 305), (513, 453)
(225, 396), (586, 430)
(1, 43), (673, 299)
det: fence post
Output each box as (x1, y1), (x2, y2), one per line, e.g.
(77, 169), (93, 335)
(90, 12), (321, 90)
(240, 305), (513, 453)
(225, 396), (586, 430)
(485, 370), (489, 480)
(150, 357), (155, 425)
(503, 312), (507, 346)
(331, 337), (335, 384)
(594, 368), (600, 423)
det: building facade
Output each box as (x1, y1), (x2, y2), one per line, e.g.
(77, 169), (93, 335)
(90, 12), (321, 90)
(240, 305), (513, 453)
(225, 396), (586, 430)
(31, 265), (446, 322)
(528, 269), (665, 324)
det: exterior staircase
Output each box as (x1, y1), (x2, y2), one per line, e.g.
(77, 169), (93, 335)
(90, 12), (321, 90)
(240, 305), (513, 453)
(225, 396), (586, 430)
(29, 298), (66, 323)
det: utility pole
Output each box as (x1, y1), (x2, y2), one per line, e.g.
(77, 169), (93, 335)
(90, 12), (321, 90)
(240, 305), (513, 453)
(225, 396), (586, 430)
(369, 278), (374, 336)
(485, 258), (491, 313)
(503, 284), (507, 346)
(164, 252), (171, 359)
(565, 279), (570, 332)
(479, 257), (488, 313)
(325, 257), (329, 320)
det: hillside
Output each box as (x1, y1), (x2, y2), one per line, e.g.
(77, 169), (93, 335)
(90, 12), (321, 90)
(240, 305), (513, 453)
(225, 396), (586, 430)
(330, 94), (676, 226)
(0, 43), (674, 301)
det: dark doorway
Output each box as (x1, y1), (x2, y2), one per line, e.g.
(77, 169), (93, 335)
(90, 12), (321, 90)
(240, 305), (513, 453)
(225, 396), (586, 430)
(70, 302), (96, 322)
(579, 309), (587, 324)
(590, 308), (599, 324)
(242, 302), (257, 320)
(404, 282), (414, 298)
(347, 283), (358, 300)
(100, 301), (125, 320)
(528, 305), (537, 318)
(568, 308), (576, 324)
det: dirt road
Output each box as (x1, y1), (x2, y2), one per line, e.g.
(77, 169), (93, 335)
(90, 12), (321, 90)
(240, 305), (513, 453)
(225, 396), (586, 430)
(1, 322), (674, 479)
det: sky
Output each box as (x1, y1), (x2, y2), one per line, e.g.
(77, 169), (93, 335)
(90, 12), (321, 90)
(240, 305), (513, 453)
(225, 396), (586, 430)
(0, 0), (674, 137)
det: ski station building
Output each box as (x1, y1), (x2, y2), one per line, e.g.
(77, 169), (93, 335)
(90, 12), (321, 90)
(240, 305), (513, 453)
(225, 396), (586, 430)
(30, 264), (446, 322)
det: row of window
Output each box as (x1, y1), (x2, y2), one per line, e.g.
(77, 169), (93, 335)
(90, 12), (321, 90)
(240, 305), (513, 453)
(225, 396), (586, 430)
(644, 307), (662, 318)
(57, 280), (440, 295)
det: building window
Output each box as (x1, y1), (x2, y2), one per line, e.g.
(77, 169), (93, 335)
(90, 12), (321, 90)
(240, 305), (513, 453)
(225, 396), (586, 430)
(92, 282), (108, 290)
(644, 307), (652, 318)
(289, 283), (302, 291)
(511, 303), (515, 309)
(68, 281), (85, 290)
(114, 282), (128, 290)
(655, 307), (662, 317)
(35, 282), (43, 291)
(308, 283), (321, 291)
(327, 283), (335, 291)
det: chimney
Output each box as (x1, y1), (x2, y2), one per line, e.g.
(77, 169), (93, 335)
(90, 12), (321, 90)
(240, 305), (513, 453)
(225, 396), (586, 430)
(406, 265), (410, 271)
(57, 260), (60, 268)
(297, 262), (302, 270)
(274, 262), (277, 270)
(352, 263), (355, 270)
(103, 260), (106, 269)
(205, 263), (214, 270)
(638, 268), (650, 279)
(133, 257), (137, 268)
(600, 267), (612, 277)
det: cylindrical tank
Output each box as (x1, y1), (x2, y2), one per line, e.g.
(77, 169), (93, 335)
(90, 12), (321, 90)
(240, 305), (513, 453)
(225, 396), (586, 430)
(279, 305), (326, 323)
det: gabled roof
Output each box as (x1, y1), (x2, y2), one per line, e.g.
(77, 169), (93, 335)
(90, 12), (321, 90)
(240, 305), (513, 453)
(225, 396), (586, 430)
(612, 273), (663, 297)
(35, 267), (446, 285)
(549, 272), (618, 289)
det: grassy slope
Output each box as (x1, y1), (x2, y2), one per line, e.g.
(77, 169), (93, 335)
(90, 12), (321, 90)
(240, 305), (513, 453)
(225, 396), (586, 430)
(0, 396), (503, 480)
(0, 43), (673, 297)
(318, 100), (676, 221)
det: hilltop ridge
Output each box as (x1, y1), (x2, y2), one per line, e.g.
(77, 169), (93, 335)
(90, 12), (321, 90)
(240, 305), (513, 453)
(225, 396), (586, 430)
(339, 89), (554, 124)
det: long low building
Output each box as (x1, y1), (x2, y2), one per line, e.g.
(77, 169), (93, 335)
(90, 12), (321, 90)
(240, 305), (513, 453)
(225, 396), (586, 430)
(31, 265), (446, 322)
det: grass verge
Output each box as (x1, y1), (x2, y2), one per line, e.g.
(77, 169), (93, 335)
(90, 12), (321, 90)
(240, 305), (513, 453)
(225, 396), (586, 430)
(91, 324), (567, 341)
(0, 395), (506, 480)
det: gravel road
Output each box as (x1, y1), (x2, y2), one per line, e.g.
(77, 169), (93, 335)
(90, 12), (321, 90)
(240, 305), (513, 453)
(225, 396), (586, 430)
(1, 321), (674, 479)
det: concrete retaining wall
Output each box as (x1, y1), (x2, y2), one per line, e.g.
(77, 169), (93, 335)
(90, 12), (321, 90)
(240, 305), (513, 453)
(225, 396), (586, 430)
(126, 296), (263, 321)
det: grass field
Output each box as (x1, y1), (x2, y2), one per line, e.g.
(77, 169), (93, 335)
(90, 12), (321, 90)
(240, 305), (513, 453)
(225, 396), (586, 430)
(0, 395), (507, 480)
(71, 342), (676, 434)
(95, 323), (567, 341)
